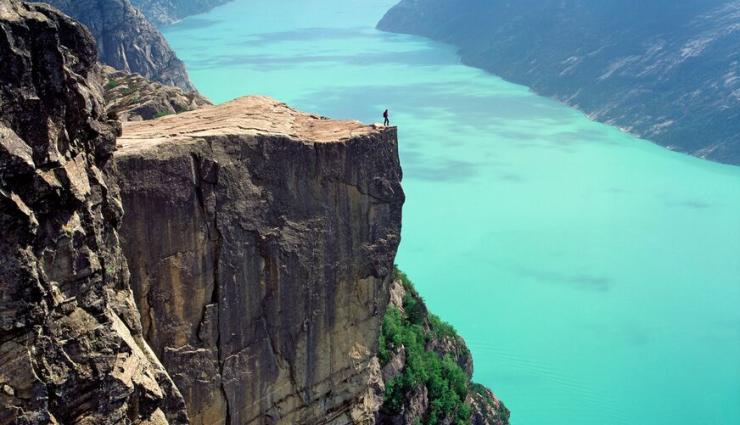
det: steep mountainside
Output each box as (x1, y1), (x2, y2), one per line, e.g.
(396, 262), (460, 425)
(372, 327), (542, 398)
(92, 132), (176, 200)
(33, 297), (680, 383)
(40, 0), (195, 91)
(130, 0), (233, 26)
(0, 1), (188, 423)
(102, 65), (211, 122)
(378, 0), (740, 164)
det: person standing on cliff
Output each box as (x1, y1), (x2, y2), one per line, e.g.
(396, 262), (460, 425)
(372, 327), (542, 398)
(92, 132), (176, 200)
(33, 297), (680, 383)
(383, 109), (390, 126)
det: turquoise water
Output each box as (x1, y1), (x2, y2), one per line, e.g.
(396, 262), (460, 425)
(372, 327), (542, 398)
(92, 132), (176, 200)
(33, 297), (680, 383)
(163, 1), (740, 423)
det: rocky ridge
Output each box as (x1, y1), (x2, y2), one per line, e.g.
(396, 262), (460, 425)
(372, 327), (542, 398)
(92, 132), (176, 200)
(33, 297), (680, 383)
(102, 65), (211, 122)
(0, 1), (188, 423)
(378, 0), (740, 164)
(40, 0), (196, 91)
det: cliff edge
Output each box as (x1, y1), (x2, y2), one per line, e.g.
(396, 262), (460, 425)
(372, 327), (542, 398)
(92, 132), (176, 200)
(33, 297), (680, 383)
(113, 96), (405, 424)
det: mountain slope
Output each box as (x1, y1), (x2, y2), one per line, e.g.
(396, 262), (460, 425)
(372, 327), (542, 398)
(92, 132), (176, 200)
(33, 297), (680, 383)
(41, 0), (196, 91)
(378, 0), (740, 164)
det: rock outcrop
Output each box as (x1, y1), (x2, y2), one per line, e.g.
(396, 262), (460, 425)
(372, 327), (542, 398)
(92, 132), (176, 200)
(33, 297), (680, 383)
(130, 0), (233, 26)
(102, 65), (211, 122)
(0, 1), (188, 423)
(378, 0), (740, 164)
(113, 96), (404, 424)
(40, 0), (196, 91)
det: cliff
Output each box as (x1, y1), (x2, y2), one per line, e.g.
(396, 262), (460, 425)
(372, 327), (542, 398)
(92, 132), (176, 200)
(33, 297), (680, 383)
(378, 0), (740, 165)
(0, 1), (188, 423)
(113, 96), (405, 424)
(102, 65), (211, 122)
(41, 0), (196, 91)
(130, 0), (233, 26)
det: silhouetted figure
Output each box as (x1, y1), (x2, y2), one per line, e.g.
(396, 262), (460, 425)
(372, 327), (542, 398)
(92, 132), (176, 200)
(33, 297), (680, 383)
(383, 109), (389, 126)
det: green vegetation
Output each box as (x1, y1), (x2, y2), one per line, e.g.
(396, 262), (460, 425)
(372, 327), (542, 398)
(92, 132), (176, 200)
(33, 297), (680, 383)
(154, 111), (173, 119)
(104, 79), (120, 90)
(379, 268), (472, 424)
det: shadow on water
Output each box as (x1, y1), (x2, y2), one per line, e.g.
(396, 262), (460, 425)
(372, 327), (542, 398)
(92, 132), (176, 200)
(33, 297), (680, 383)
(184, 49), (459, 70)
(234, 26), (375, 46)
(165, 17), (222, 32)
(509, 266), (613, 292)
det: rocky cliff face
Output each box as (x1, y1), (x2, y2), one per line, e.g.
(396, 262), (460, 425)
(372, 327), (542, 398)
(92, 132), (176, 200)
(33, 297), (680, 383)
(40, 0), (196, 91)
(130, 0), (233, 26)
(378, 0), (740, 164)
(113, 96), (405, 424)
(0, 1), (188, 423)
(102, 65), (211, 122)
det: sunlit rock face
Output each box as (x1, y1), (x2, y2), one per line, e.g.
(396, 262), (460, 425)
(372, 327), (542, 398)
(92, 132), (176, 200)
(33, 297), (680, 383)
(114, 96), (404, 424)
(0, 1), (188, 423)
(379, 0), (740, 164)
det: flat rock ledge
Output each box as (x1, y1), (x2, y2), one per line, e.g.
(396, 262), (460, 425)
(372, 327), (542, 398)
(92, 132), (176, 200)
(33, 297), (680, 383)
(118, 96), (390, 153)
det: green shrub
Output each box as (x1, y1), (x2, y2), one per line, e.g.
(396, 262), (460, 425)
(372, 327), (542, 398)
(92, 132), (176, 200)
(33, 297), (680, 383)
(154, 111), (173, 119)
(379, 269), (472, 424)
(104, 79), (120, 90)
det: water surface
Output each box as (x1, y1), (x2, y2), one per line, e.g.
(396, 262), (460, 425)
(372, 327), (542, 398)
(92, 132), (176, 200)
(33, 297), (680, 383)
(164, 1), (740, 424)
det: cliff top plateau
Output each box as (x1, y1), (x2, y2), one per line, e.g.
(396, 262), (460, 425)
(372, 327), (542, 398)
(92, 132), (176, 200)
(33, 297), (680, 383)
(118, 96), (390, 153)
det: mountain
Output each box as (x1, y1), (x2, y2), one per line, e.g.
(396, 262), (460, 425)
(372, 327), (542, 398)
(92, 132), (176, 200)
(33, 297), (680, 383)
(130, 0), (233, 26)
(378, 0), (740, 164)
(40, 0), (196, 91)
